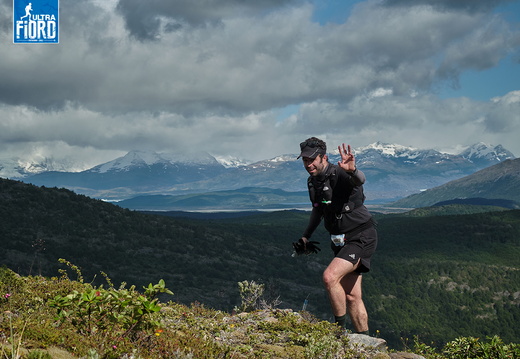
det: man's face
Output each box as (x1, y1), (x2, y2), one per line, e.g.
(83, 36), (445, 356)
(302, 155), (328, 176)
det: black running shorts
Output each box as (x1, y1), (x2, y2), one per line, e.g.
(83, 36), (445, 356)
(330, 227), (378, 273)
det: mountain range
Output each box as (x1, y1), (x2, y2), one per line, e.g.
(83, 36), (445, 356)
(117, 154), (520, 211)
(2, 142), (515, 203)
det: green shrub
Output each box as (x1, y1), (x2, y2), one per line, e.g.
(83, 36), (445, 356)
(413, 335), (520, 359)
(46, 259), (173, 356)
(234, 280), (265, 312)
(26, 349), (52, 359)
(49, 277), (173, 339)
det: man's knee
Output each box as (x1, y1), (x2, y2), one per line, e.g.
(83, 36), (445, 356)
(345, 291), (362, 305)
(323, 258), (356, 288)
(322, 267), (346, 291)
(322, 269), (336, 289)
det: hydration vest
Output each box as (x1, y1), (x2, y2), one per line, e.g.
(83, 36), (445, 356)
(307, 164), (365, 215)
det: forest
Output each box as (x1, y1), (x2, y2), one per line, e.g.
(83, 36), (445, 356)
(0, 178), (518, 349)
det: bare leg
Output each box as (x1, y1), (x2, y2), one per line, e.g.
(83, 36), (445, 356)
(322, 257), (355, 317)
(323, 257), (368, 332)
(342, 273), (368, 332)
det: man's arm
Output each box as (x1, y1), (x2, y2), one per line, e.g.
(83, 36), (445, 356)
(293, 207), (322, 255)
(302, 206), (322, 239)
(346, 167), (366, 186)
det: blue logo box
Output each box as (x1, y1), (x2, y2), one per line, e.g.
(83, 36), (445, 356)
(13, 0), (59, 43)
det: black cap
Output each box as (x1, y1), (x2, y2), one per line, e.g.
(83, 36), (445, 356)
(297, 140), (326, 159)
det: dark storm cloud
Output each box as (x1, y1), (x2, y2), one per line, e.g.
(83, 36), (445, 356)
(115, 0), (299, 40)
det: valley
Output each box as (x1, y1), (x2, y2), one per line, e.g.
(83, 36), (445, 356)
(0, 177), (518, 349)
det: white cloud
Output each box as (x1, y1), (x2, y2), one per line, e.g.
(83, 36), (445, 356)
(0, 0), (519, 167)
(287, 90), (520, 156)
(368, 88), (393, 99)
(485, 90), (520, 132)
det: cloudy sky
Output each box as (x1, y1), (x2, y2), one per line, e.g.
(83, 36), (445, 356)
(1, 0), (519, 169)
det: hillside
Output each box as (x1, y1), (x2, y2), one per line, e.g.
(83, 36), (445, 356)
(3, 268), (518, 359)
(0, 178), (519, 350)
(117, 187), (310, 211)
(390, 158), (520, 208)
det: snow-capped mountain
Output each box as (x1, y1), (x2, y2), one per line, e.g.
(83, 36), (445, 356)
(10, 142), (517, 202)
(347, 142), (450, 166)
(0, 156), (87, 178)
(213, 155), (251, 168)
(357, 142), (422, 157)
(459, 142), (515, 166)
(0, 158), (30, 178)
(91, 151), (168, 174)
(89, 150), (222, 174)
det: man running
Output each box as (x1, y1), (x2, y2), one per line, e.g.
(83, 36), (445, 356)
(294, 137), (378, 335)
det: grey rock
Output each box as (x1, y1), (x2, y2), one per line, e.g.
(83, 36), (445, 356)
(347, 333), (388, 351)
(389, 352), (426, 359)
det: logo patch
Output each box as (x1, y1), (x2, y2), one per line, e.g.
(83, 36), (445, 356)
(348, 254), (356, 259)
(14, 0), (59, 44)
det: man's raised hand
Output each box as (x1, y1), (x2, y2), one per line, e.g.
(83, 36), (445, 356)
(338, 143), (356, 172)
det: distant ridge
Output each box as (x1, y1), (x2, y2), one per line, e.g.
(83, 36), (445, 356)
(117, 187), (309, 211)
(433, 197), (520, 209)
(6, 142), (515, 203)
(390, 158), (520, 208)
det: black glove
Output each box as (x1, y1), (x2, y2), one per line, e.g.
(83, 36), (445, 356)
(292, 238), (321, 255)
